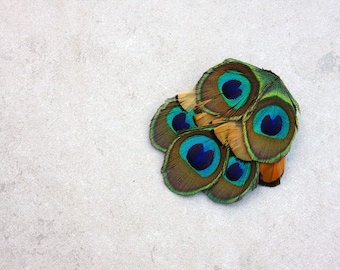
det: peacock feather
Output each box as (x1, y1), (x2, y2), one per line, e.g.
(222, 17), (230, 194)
(149, 59), (299, 204)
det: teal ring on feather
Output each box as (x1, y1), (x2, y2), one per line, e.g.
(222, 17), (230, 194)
(217, 70), (251, 110)
(196, 59), (260, 118)
(179, 135), (221, 178)
(252, 105), (290, 139)
(149, 98), (198, 152)
(223, 156), (251, 187)
(166, 106), (196, 133)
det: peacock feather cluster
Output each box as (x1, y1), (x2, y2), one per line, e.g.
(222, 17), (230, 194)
(149, 59), (299, 204)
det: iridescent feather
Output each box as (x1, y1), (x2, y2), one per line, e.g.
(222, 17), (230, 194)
(149, 59), (299, 204)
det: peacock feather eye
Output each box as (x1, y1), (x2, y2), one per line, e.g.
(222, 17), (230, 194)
(162, 129), (227, 195)
(150, 97), (197, 152)
(217, 70), (252, 110)
(223, 156), (252, 187)
(196, 59), (260, 118)
(206, 150), (259, 204)
(150, 58), (299, 204)
(179, 135), (221, 177)
(253, 105), (289, 139)
(166, 106), (196, 133)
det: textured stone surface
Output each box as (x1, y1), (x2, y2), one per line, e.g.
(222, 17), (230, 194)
(0, 1), (339, 269)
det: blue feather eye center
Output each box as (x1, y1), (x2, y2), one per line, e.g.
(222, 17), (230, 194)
(179, 135), (221, 177)
(253, 105), (289, 139)
(217, 71), (251, 110)
(261, 115), (282, 136)
(186, 144), (214, 171)
(226, 163), (242, 181)
(223, 156), (251, 186)
(222, 80), (242, 99)
(172, 113), (190, 131)
(166, 106), (196, 133)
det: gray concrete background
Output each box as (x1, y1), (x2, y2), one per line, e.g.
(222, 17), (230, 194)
(1, 1), (339, 269)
